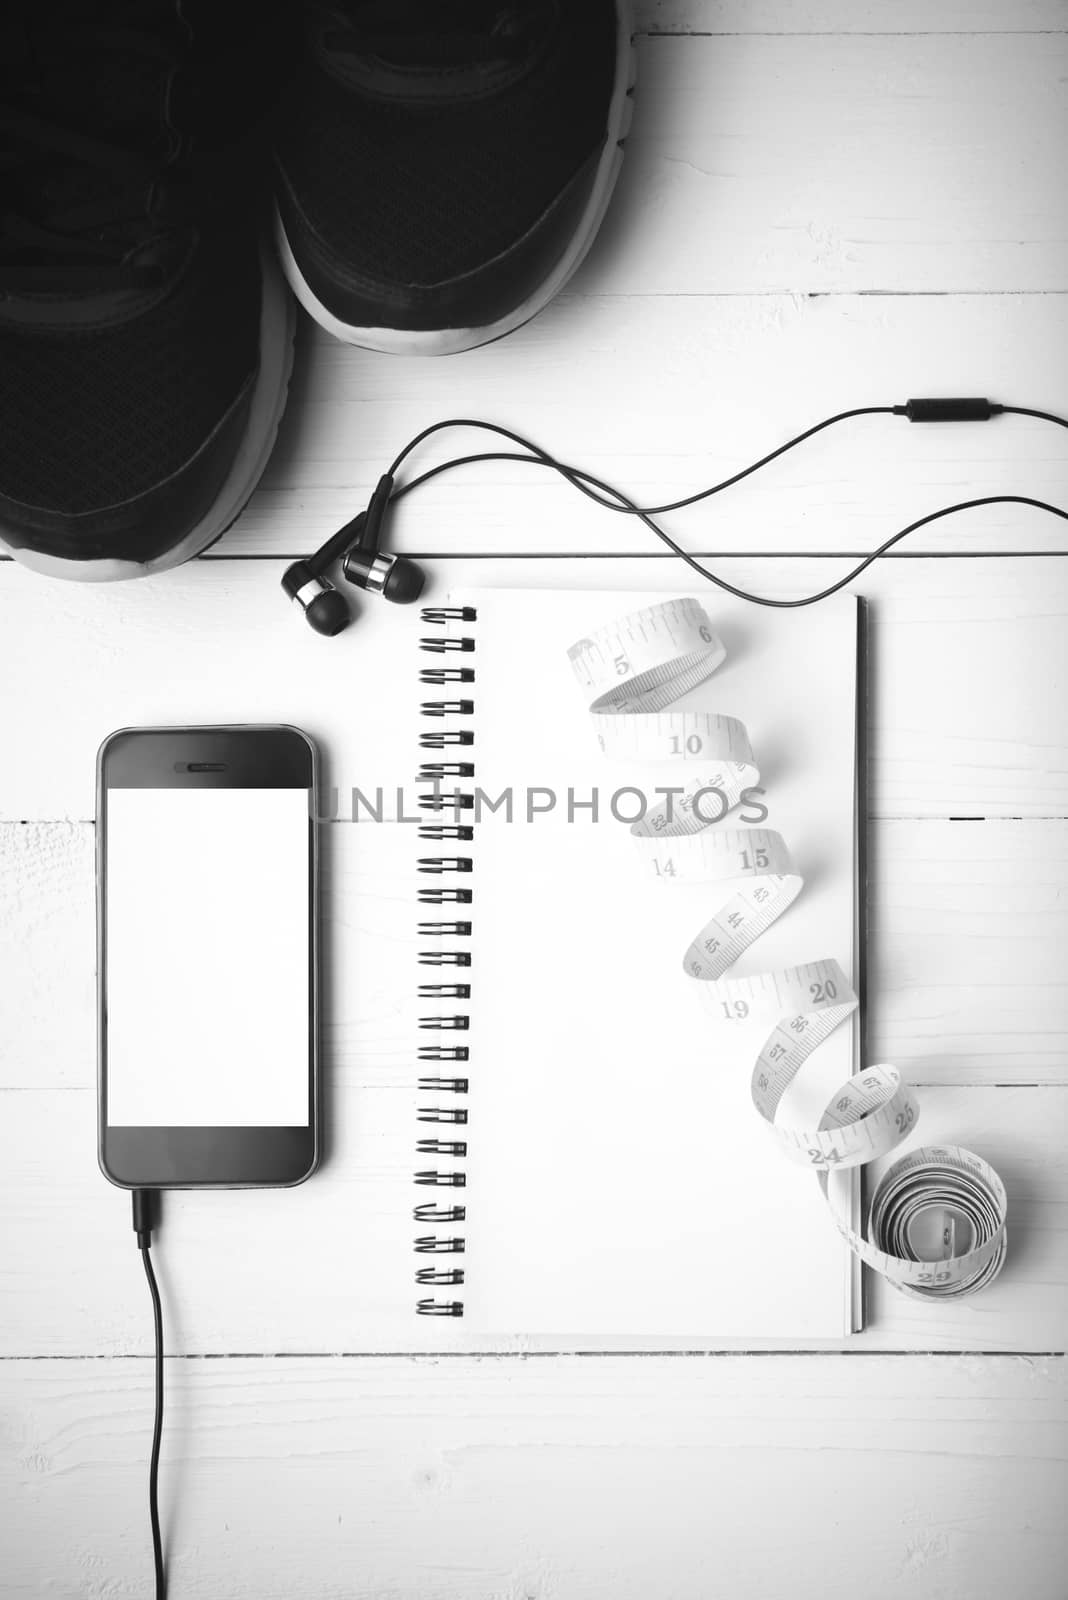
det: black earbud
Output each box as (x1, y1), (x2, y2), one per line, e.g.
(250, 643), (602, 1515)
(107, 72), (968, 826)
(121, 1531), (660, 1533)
(341, 503), (425, 604)
(280, 560), (352, 636)
(281, 473), (424, 635)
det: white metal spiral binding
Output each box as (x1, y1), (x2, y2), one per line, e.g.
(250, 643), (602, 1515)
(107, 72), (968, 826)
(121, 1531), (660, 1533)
(415, 605), (477, 1316)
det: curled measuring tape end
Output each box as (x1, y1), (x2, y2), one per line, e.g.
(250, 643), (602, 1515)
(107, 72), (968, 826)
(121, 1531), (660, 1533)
(831, 1144), (1008, 1299)
(569, 598), (1009, 1303)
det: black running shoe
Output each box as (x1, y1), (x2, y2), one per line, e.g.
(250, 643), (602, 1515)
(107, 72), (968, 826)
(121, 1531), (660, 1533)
(273, 1), (634, 354)
(0, 2), (295, 580)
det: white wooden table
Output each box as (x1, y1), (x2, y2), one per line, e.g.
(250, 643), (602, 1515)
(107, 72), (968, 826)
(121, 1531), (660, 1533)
(2, 4), (1067, 1596)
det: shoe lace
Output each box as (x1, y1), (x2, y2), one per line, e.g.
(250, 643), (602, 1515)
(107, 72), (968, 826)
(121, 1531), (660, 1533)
(324, 0), (551, 68)
(0, 12), (202, 292)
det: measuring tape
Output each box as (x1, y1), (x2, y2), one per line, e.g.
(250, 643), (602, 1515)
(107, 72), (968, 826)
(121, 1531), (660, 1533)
(567, 598), (1007, 1301)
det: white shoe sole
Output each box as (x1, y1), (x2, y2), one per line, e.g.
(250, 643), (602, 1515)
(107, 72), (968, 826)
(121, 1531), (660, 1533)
(3, 242), (296, 582)
(275, 0), (636, 355)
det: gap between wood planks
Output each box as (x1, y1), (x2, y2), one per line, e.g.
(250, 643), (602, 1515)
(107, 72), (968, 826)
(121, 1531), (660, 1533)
(4, 552), (1066, 564)
(640, 31), (1068, 38)
(0, 1348), (1063, 1360)
(5, 814), (1067, 828)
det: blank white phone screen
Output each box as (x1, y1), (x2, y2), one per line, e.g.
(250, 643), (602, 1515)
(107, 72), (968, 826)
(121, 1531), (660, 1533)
(105, 787), (311, 1127)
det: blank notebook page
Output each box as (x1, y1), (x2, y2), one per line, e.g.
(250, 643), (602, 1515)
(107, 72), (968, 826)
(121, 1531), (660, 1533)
(442, 588), (861, 1338)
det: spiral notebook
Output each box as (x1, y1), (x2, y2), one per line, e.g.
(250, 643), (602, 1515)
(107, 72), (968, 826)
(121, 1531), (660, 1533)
(407, 587), (866, 1338)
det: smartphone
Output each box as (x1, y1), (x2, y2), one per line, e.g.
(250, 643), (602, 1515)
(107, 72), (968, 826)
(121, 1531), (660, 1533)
(97, 725), (320, 1188)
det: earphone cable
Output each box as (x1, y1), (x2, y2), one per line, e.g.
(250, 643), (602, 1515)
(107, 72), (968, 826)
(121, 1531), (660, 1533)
(386, 411), (1068, 608)
(997, 406), (1068, 430)
(389, 407), (902, 518)
(133, 1189), (166, 1600)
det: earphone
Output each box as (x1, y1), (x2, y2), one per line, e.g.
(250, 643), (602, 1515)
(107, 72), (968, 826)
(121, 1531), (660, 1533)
(283, 400), (1068, 632)
(281, 472), (425, 634)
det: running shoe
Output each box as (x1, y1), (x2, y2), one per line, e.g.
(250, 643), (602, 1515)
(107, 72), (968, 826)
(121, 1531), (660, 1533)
(0, 1), (295, 579)
(273, 0), (635, 354)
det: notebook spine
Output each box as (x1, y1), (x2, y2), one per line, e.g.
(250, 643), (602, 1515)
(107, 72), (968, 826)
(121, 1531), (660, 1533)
(414, 605), (476, 1317)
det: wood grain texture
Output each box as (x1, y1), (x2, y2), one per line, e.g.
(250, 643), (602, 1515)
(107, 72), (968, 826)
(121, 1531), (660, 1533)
(636, 1), (1068, 33)
(0, 557), (1064, 822)
(584, 34), (1068, 296)
(4, 818), (1066, 1093)
(231, 294), (1068, 560)
(3, 1355), (1064, 1600)
(865, 821), (1068, 1083)
(0, 1084), (1060, 1356)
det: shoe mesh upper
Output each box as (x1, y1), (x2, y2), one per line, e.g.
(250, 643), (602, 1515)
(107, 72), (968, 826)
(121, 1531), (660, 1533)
(275, 2), (619, 289)
(0, 228), (261, 513)
(0, 1), (278, 523)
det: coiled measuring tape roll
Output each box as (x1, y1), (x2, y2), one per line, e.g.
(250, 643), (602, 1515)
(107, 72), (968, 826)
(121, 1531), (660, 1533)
(568, 598), (1007, 1301)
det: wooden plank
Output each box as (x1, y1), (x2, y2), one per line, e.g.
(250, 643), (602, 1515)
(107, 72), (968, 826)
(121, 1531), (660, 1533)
(0, 823), (95, 1090)
(0, 1084), (1060, 1355)
(2, 1354), (1064, 1600)
(866, 821), (1068, 1084)
(4, 818), (1065, 1092)
(636, 1), (1068, 33)
(229, 293), (1068, 561)
(0, 556), (1064, 821)
(587, 34), (1068, 295)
